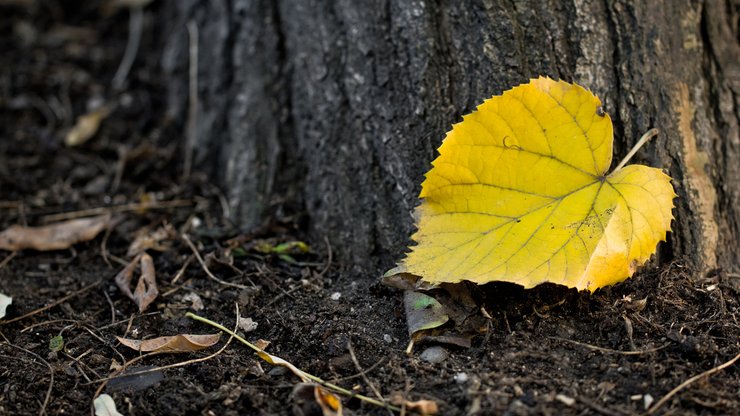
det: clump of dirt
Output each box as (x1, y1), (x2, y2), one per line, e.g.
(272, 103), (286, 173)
(0, 2), (738, 416)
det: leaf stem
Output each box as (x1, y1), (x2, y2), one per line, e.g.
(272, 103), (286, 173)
(185, 312), (402, 413)
(614, 128), (659, 172)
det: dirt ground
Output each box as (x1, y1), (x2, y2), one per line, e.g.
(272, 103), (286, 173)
(1, 3), (738, 415)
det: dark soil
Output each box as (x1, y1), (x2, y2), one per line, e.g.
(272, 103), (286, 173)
(1, 3), (738, 415)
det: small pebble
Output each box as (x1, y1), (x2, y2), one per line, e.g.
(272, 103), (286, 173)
(268, 366), (288, 377)
(182, 292), (204, 311)
(383, 334), (393, 344)
(189, 216), (202, 228)
(330, 292), (342, 301)
(454, 372), (469, 384)
(419, 346), (448, 364)
(644, 394), (654, 410)
(238, 317), (258, 333)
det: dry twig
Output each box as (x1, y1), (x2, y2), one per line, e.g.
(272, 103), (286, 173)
(1, 343), (54, 416)
(1, 281), (101, 325)
(577, 394), (627, 416)
(186, 312), (404, 413)
(348, 340), (391, 415)
(181, 233), (252, 290)
(170, 255), (193, 284)
(0, 250), (17, 270)
(39, 199), (191, 223)
(334, 356), (388, 383)
(90, 304), (240, 414)
(645, 352), (740, 415)
(550, 336), (670, 356)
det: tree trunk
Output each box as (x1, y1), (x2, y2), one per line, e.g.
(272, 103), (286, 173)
(159, 0), (739, 277)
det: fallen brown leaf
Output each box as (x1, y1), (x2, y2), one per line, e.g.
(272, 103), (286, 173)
(115, 253), (159, 312)
(127, 223), (176, 256)
(0, 215), (111, 251)
(116, 333), (221, 353)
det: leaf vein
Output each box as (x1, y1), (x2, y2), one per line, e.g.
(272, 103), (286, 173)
(539, 87), (599, 173)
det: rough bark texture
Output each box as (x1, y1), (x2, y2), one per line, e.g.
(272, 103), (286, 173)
(160, 0), (739, 278)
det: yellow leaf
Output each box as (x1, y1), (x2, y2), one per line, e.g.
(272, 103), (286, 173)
(393, 77), (675, 292)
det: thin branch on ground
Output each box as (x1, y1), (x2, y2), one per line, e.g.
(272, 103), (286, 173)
(550, 336), (670, 356)
(205, 254), (259, 287)
(39, 199), (192, 223)
(265, 284), (303, 308)
(170, 255), (193, 284)
(100, 225), (128, 268)
(21, 319), (83, 333)
(103, 290), (116, 325)
(89, 304), (238, 393)
(100, 226), (114, 268)
(181, 233), (252, 290)
(161, 280), (195, 298)
(186, 311), (404, 414)
(1, 281), (101, 325)
(577, 394), (627, 416)
(62, 349), (99, 382)
(94, 311), (160, 331)
(1, 343), (54, 416)
(645, 352), (740, 415)
(0, 250), (17, 270)
(119, 315), (135, 341)
(255, 263), (298, 305)
(348, 340), (392, 415)
(334, 356), (388, 383)
(21, 318), (127, 365)
(318, 236), (333, 278)
(90, 349), (158, 416)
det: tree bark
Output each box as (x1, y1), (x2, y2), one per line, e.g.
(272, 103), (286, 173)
(159, 0), (739, 277)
